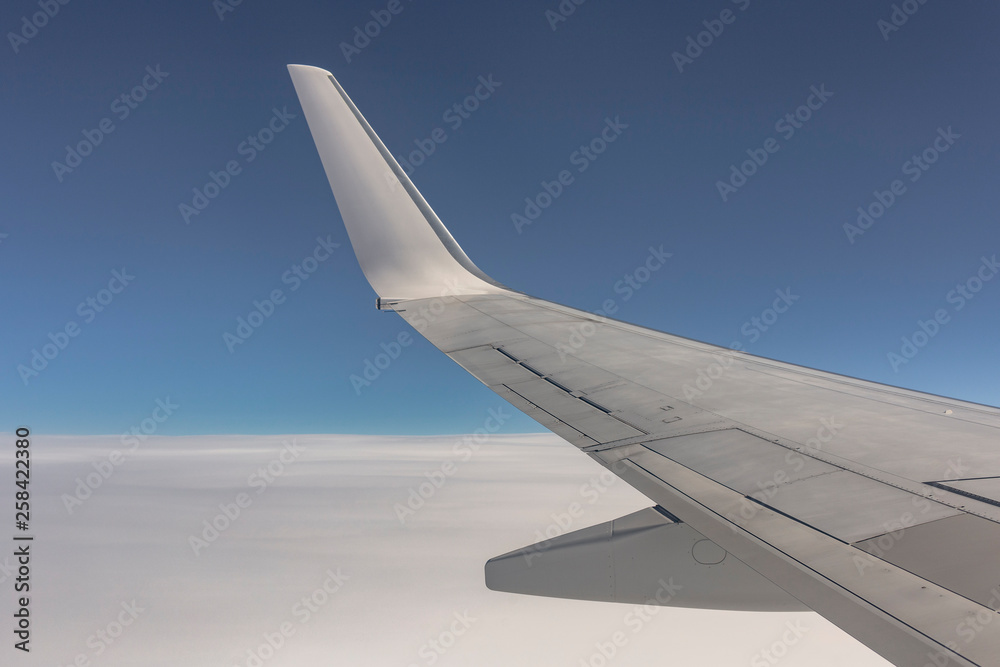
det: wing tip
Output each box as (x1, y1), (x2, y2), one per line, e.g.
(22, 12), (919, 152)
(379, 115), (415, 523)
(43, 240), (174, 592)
(287, 62), (508, 300)
(287, 64), (337, 84)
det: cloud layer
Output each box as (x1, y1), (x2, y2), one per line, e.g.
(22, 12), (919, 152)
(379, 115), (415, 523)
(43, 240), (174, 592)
(2, 432), (889, 666)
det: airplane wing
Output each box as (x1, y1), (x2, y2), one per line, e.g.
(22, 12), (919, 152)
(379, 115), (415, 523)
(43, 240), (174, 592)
(287, 64), (1000, 667)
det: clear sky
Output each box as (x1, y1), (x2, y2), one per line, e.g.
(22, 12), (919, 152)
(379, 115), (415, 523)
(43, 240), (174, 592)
(2, 0), (999, 436)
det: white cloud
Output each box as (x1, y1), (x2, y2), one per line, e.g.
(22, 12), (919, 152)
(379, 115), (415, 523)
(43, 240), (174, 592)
(1, 433), (889, 666)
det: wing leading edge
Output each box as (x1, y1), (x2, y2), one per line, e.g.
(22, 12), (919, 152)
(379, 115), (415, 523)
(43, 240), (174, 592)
(287, 64), (1000, 667)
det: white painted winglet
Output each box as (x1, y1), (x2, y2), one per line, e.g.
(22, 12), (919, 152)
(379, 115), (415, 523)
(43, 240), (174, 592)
(287, 64), (506, 301)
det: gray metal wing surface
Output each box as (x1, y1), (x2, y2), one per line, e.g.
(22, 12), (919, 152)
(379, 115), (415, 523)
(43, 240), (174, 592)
(288, 64), (1000, 667)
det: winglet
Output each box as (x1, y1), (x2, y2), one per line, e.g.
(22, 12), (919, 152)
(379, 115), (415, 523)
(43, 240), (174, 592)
(287, 64), (506, 301)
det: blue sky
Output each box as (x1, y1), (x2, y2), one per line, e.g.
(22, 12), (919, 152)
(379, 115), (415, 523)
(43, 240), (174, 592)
(2, 0), (998, 436)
